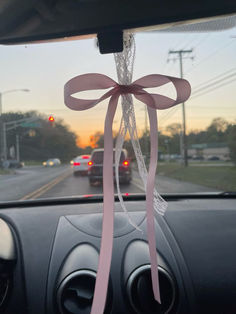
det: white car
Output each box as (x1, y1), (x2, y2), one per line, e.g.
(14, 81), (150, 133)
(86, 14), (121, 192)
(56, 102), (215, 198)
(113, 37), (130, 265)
(43, 158), (61, 167)
(73, 155), (91, 176)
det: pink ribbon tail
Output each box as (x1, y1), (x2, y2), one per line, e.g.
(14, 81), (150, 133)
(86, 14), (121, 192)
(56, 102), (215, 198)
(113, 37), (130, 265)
(146, 106), (161, 303)
(91, 93), (119, 314)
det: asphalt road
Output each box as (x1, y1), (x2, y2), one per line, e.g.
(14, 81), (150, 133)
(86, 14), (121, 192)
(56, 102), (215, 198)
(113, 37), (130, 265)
(0, 165), (216, 202)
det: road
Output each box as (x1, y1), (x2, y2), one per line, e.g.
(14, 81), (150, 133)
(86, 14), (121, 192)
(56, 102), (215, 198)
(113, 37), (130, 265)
(0, 165), (216, 202)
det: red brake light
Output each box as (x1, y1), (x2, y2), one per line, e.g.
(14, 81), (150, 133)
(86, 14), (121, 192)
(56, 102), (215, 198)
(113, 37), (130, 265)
(82, 156), (90, 159)
(88, 161), (93, 166)
(73, 162), (81, 166)
(122, 160), (129, 166)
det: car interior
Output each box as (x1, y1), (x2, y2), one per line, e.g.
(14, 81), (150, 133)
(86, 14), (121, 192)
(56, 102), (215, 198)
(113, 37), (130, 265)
(0, 1), (236, 314)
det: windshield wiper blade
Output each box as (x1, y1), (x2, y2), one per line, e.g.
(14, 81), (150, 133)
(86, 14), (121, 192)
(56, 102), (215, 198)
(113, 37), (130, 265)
(219, 191), (236, 196)
(0, 192), (236, 210)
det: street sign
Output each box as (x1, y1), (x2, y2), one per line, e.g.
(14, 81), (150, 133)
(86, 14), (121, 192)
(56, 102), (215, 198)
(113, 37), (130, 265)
(20, 122), (41, 128)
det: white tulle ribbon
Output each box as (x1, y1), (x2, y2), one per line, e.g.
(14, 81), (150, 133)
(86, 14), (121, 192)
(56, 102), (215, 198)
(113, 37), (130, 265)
(114, 34), (167, 230)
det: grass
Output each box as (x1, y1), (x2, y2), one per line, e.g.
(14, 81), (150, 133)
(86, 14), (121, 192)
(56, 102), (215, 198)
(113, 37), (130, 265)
(157, 163), (236, 192)
(24, 160), (43, 166)
(188, 161), (232, 165)
(0, 168), (11, 175)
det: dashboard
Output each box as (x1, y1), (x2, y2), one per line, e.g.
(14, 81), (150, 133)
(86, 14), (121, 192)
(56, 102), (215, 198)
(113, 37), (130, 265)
(0, 196), (236, 314)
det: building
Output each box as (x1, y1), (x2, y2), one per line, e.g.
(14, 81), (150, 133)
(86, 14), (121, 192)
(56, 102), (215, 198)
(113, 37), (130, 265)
(188, 143), (230, 161)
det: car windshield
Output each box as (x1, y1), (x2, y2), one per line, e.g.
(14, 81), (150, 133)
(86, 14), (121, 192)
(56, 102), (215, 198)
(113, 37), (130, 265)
(0, 21), (236, 202)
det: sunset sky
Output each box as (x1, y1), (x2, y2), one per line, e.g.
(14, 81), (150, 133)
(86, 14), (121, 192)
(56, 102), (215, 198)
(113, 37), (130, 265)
(0, 26), (236, 147)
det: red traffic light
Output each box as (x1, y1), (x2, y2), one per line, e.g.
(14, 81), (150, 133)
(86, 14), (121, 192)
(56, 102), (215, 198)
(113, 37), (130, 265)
(48, 115), (55, 122)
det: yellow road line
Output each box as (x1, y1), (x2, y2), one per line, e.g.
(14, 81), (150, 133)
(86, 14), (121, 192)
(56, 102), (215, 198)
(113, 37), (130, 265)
(21, 170), (72, 200)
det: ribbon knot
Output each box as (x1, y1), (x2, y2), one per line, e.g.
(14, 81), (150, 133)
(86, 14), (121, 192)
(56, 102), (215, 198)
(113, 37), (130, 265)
(115, 83), (141, 95)
(64, 73), (191, 314)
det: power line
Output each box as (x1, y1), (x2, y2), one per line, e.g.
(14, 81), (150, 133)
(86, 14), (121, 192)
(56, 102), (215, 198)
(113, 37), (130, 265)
(185, 39), (235, 76)
(193, 33), (211, 49)
(178, 35), (195, 50)
(173, 33), (199, 52)
(159, 106), (180, 123)
(192, 71), (236, 95)
(162, 34), (209, 73)
(180, 33), (210, 52)
(160, 65), (236, 124)
(190, 76), (236, 100)
(193, 67), (236, 90)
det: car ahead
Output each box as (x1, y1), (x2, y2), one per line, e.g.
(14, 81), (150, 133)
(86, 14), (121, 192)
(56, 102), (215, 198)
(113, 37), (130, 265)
(73, 155), (91, 176)
(192, 155), (204, 161)
(208, 156), (220, 161)
(43, 158), (61, 167)
(2, 159), (24, 169)
(88, 148), (132, 186)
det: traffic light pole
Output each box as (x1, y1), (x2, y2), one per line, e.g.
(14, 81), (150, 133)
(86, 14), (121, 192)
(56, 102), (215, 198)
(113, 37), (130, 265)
(2, 116), (38, 162)
(0, 89), (29, 164)
(168, 49), (193, 167)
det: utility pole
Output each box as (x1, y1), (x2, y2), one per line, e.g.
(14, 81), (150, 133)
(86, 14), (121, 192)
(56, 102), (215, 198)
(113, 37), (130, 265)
(3, 123), (7, 161)
(168, 49), (193, 167)
(16, 134), (20, 162)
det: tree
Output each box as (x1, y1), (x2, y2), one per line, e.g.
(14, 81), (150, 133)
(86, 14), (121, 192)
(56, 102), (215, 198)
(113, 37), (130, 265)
(227, 123), (236, 164)
(206, 117), (229, 143)
(2, 111), (79, 162)
(166, 123), (182, 136)
(208, 117), (229, 133)
(91, 132), (104, 148)
(85, 117), (234, 162)
(165, 123), (182, 155)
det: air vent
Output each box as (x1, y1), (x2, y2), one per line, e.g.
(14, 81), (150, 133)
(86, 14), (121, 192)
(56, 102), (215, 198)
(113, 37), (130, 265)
(126, 265), (177, 314)
(57, 270), (112, 314)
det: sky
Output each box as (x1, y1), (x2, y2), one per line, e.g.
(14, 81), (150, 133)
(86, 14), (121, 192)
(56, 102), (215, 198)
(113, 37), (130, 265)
(0, 23), (236, 147)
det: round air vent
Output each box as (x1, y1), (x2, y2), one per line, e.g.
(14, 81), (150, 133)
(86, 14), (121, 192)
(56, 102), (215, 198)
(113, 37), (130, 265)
(57, 270), (112, 314)
(126, 265), (177, 314)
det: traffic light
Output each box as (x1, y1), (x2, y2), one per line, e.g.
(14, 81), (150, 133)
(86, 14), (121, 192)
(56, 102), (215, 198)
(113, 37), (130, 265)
(48, 115), (55, 122)
(48, 115), (55, 127)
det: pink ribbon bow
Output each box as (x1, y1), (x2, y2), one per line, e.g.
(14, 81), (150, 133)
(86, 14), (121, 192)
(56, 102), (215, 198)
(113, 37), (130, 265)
(64, 73), (191, 314)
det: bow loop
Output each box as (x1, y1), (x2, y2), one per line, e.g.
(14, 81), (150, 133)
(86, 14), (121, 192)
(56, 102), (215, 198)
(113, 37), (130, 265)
(133, 74), (191, 110)
(64, 73), (117, 111)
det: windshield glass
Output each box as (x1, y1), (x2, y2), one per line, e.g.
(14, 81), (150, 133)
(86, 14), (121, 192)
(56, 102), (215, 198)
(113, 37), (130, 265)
(0, 23), (236, 202)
